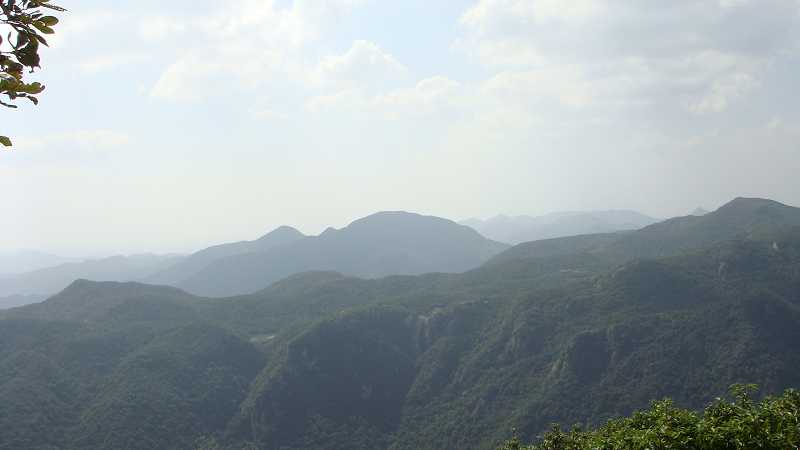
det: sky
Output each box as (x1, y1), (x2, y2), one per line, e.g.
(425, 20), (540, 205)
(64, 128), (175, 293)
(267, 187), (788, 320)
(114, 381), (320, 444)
(2, 0), (800, 256)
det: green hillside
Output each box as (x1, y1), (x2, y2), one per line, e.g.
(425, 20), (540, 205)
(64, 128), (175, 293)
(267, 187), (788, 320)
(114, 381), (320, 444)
(1, 198), (799, 449)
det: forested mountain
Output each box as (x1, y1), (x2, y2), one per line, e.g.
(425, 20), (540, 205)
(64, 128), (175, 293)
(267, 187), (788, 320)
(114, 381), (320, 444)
(461, 210), (657, 244)
(1, 197), (799, 450)
(0, 254), (184, 299)
(0, 211), (504, 302)
(176, 211), (509, 297)
(492, 197), (800, 265)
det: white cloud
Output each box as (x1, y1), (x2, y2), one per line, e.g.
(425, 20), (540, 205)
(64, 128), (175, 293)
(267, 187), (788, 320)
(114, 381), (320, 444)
(47, 11), (119, 49)
(459, 0), (800, 115)
(482, 68), (592, 109)
(307, 76), (462, 117)
(315, 40), (407, 88)
(150, 56), (221, 101)
(139, 16), (188, 41)
(687, 72), (758, 114)
(251, 108), (290, 121)
(147, 0), (379, 102)
(766, 116), (800, 139)
(462, 0), (599, 29)
(77, 53), (149, 74)
(373, 77), (462, 113)
(305, 89), (365, 113)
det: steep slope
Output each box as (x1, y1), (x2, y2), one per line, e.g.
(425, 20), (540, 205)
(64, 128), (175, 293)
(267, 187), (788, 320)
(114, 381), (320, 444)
(0, 349), (80, 449)
(229, 307), (419, 450)
(146, 226), (305, 286)
(461, 210), (657, 244)
(227, 229), (800, 450)
(73, 324), (263, 450)
(0, 253), (184, 298)
(179, 211), (509, 297)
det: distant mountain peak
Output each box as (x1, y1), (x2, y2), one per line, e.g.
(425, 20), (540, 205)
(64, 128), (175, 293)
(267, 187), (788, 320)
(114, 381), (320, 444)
(175, 210), (508, 297)
(320, 226), (338, 236)
(711, 197), (794, 220)
(719, 197), (788, 210)
(357, 211), (427, 221)
(347, 211), (461, 230)
(256, 225), (303, 241)
(690, 207), (709, 216)
(145, 226), (306, 287)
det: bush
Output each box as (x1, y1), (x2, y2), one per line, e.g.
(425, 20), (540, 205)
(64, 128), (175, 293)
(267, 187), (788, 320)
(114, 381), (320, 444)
(501, 385), (800, 450)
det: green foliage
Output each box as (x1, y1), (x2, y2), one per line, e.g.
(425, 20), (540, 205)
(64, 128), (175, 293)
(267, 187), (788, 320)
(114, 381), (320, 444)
(502, 385), (800, 450)
(0, 0), (66, 146)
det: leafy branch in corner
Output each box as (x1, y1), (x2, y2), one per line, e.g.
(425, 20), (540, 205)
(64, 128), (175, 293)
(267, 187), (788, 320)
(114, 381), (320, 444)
(0, 0), (65, 147)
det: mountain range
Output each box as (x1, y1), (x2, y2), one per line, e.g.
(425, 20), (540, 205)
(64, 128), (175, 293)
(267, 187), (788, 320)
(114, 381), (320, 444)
(0, 250), (76, 274)
(461, 210), (658, 244)
(0, 253), (184, 299)
(0, 212), (508, 301)
(144, 225), (306, 287)
(1, 209), (658, 303)
(167, 211), (508, 297)
(2, 197), (800, 449)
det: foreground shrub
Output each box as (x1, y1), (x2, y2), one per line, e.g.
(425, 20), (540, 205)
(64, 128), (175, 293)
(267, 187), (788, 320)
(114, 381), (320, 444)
(500, 385), (800, 450)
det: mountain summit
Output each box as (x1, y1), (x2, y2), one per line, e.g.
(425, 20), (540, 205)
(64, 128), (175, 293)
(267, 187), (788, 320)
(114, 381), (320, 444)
(177, 211), (509, 297)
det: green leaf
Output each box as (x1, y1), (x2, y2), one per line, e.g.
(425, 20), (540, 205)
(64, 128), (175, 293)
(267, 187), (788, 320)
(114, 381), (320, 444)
(0, 136), (12, 147)
(32, 22), (55, 34)
(40, 16), (59, 26)
(16, 32), (29, 48)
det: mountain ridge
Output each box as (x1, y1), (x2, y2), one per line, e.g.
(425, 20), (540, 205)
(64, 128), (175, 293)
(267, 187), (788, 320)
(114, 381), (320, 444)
(461, 209), (658, 244)
(177, 211), (509, 297)
(0, 253), (184, 299)
(145, 225), (306, 286)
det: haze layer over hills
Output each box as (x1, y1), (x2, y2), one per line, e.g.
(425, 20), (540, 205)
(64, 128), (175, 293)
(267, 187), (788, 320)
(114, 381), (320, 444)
(0, 212), (506, 303)
(170, 211), (509, 297)
(144, 225), (306, 287)
(461, 210), (658, 244)
(0, 254), (183, 298)
(1, 208), (654, 303)
(2, 197), (799, 449)
(0, 250), (76, 274)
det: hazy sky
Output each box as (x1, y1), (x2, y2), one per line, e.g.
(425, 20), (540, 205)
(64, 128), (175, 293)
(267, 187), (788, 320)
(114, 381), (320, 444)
(3, 0), (800, 256)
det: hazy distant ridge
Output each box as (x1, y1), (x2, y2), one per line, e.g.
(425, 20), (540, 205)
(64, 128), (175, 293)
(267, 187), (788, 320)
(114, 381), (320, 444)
(145, 225), (306, 286)
(0, 254), (184, 300)
(177, 211), (509, 297)
(461, 210), (658, 244)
